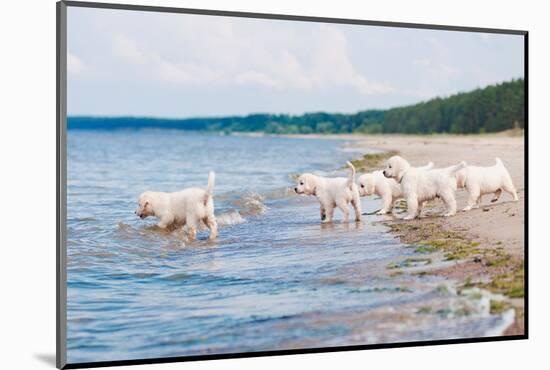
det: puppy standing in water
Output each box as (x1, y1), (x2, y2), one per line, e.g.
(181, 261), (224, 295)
(455, 158), (519, 211)
(294, 162), (361, 223)
(135, 171), (218, 240)
(383, 156), (466, 220)
(357, 161), (433, 215)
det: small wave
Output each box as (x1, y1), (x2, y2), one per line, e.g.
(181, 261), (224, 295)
(485, 308), (515, 336)
(232, 191), (269, 216)
(117, 222), (133, 231)
(117, 222), (159, 239)
(263, 187), (295, 200)
(117, 217), (236, 246)
(162, 272), (190, 281)
(217, 211), (246, 227)
(118, 222), (180, 234)
(69, 217), (97, 222)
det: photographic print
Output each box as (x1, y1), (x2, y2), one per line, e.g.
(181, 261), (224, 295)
(58, 2), (527, 368)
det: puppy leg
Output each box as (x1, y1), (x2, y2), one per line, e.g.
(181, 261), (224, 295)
(187, 219), (198, 240)
(503, 181), (519, 201)
(391, 198), (398, 212)
(417, 201), (426, 218)
(491, 189), (503, 203)
(463, 185), (480, 211)
(403, 195), (418, 220)
(351, 192), (362, 221)
(324, 204), (335, 223)
(441, 190), (457, 217)
(377, 193), (393, 215)
(320, 204), (327, 222)
(205, 215), (218, 240)
(157, 215), (174, 229)
(336, 200), (350, 223)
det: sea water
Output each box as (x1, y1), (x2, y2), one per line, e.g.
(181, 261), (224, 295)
(66, 130), (512, 363)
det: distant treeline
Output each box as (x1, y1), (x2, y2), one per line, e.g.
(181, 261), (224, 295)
(68, 79), (524, 134)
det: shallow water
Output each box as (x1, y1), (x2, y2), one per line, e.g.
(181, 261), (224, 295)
(67, 131), (512, 363)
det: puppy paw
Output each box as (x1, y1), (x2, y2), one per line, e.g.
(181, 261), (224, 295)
(443, 212), (456, 217)
(403, 215), (416, 220)
(376, 210), (388, 215)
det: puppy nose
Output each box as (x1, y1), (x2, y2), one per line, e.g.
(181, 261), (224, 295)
(294, 187), (298, 192)
(382, 170), (386, 176)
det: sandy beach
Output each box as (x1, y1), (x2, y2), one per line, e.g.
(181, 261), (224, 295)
(343, 133), (526, 335)
(283, 132), (526, 335)
(346, 134), (524, 249)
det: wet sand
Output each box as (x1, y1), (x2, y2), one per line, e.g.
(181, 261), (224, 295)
(290, 132), (526, 335)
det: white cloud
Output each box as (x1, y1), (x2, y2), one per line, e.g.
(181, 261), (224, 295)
(112, 34), (149, 65)
(306, 26), (394, 94)
(67, 7), (523, 116)
(234, 71), (280, 88)
(414, 57), (460, 79)
(67, 51), (85, 75)
(108, 18), (393, 95)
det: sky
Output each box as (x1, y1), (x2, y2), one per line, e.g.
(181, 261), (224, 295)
(67, 7), (524, 118)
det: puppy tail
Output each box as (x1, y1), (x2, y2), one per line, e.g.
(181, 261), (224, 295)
(346, 161), (356, 190)
(419, 161), (434, 170)
(206, 171), (215, 196)
(448, 161), (467, 175)
(495, 157), (504, 167)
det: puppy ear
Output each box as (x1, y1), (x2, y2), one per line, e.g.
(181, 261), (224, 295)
(397, 169), (405, 182)
(304, 176), (311, 191)
(305, 175), (316, 195)
(396, 159), (409, 182)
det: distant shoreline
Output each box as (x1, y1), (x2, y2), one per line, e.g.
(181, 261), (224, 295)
(276, 129), (524, 140)
(66, 78), (525, 135)
(67, 127), (524, 139)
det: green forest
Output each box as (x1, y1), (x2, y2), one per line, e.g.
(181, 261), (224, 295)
(68, 79), (524, 134)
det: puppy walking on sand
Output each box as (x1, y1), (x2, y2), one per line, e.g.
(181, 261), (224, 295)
(294, 161), (361, 223)
(358, 161), (433, 215)
(455, 157), (519, 211)
(135, 171), (218, 240)
(383, 156), (466, 220)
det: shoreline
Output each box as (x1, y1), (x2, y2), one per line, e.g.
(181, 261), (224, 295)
(342, 133), (525, 335)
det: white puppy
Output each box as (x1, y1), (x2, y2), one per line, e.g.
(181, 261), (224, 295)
(383, 156), (466, 220)
(135, 172), (218, 240)
(456, 158), (519, 211)
(294, 162), (361, 223)
(358, 162), (434, 215)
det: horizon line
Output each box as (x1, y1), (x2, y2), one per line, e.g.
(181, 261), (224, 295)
(67, 77), (524, 121)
